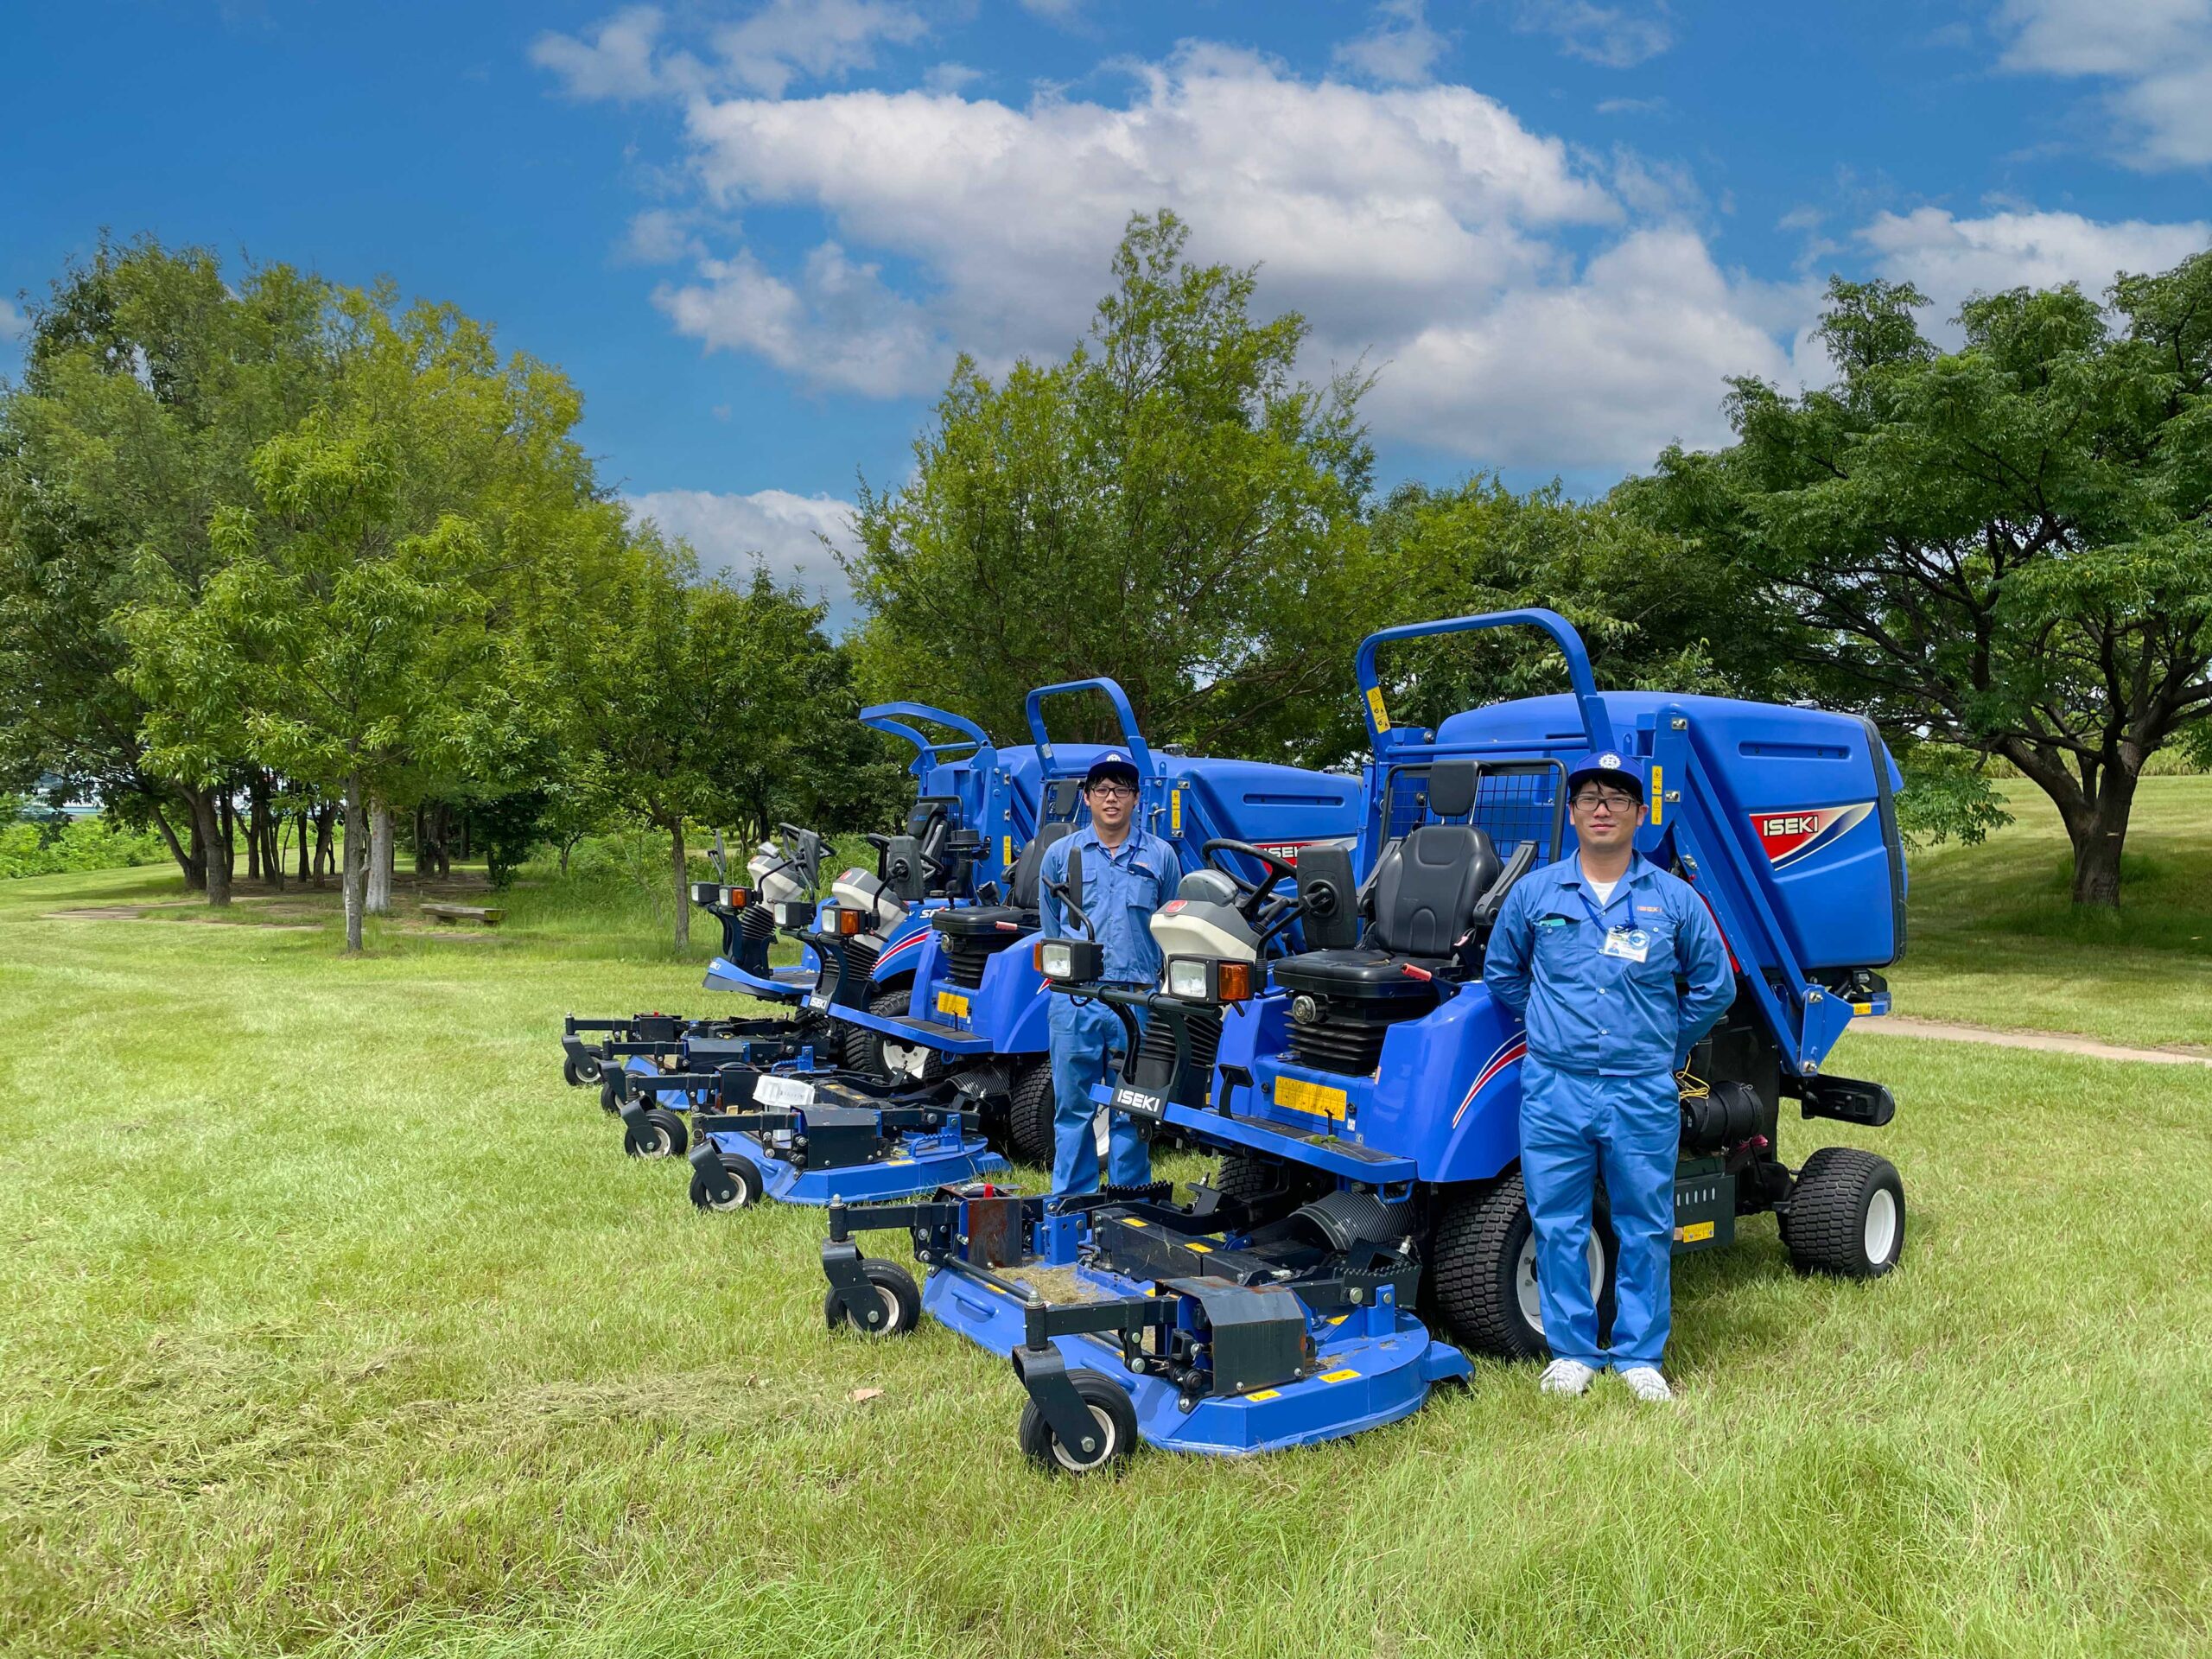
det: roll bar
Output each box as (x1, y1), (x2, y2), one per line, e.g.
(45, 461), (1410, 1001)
(1023, 677), (1155, 783)
(859, 702), (996, 775)
(1353, 608), (1613, 756)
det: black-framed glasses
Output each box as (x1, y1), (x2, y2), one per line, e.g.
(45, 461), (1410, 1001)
(1086, 783), (1136, 800)
(1570, 788), (1637, 812)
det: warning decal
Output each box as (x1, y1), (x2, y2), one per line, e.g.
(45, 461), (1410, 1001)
(1751, 803), (1874, 868)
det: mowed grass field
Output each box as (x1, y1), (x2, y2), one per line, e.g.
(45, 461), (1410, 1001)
(3, 798), (2210, 1659)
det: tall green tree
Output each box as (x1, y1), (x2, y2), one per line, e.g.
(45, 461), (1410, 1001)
(1629, 255), (2212, 906)
(846, 210), (1373, 755)
(0, 237), (331, 903)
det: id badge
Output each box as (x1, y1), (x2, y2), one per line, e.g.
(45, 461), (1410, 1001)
(1601, 926), (1651, 964)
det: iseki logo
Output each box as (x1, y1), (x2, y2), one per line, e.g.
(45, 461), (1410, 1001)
(1751, 804), (1874, 868)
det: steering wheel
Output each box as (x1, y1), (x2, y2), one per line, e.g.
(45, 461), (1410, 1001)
(1201, 838), (1300, 925)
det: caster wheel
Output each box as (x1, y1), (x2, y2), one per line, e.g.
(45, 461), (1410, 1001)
(623, 1106), (688, 1160)
(691, 1152), (765, 1211)
(599, 1069), (625, 1116)
(1017, 1370), (1139, 1475)
(563, 1053), (602, 1088)
(823, 1258), (922, 1336)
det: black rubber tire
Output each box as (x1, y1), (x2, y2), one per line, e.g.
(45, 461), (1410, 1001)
(563, 1052), (601, 1088)
(1432, 1173), (1616, 1360)
(823, 1258), (923, 1336)
(1781, 1147), (1905, 1278)
(1006, 1059), (1056, 1167)
(599, 1068), (625, 1116)
(622, 1106), (689, 1160)
(842, 992), (888, 1074)
(690, 1152), (765, 1211)
(1213, 1153), (1282, 1207)
(1017, 1370), (1140, 1475)
(863, 987), (947, 1084)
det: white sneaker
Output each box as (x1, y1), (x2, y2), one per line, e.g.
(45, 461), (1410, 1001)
(1539, 1358), (1596, 1396)
(1618, 1365), (1673, 1403)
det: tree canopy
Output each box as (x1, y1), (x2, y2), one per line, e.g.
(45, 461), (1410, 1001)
(1628, 258), (2212, 905)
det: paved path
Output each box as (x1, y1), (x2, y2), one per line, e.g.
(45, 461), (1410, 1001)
(1857, 1015), (2212, 1068)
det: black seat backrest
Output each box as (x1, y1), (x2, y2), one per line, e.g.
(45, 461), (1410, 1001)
(906, 796), (957, 838)
(1006, 822), (1073, 910)
(1368, 762), (1499, 957)
(916, 808), (952, 876)
(1042, 779), (1084, 822)
(1294, 840), (1361, 952)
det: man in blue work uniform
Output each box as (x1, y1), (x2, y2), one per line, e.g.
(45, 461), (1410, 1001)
(1037, 751), (1179, 1194)
(1484, 752), (1734, 1402)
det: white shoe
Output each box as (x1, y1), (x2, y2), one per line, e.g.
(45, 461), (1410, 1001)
(1618, 1365), (1673, 1402)
(1539, 1358), (1596, 1396)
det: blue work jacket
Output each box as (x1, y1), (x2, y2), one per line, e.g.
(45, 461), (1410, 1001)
(1039, 824), (1179, 985)
(1484, 852), (1734, 1076)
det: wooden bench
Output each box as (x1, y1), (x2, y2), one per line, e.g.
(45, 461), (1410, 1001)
(421, 902), (505, 926)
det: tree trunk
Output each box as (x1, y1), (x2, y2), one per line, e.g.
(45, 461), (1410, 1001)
(313, 804), (335, 885)
(194, 790), (232, 907)
(183, 805), (207, 892)
(220, 791), (237, 884)
(341, 776), (366, 952)
(245, 778), (264, 882)
(2064, 763), (2140, 908)
(148, 792), (201, 891)
(366, 800), (394, 914)
(296, 809), (311, 886)
(669, 818), (690, 951)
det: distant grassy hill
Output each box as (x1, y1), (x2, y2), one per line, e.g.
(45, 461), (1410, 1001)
(1891, 774), (2212, 1050)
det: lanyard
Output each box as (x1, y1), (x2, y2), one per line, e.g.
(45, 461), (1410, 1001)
(1575, 883), (1620, 931)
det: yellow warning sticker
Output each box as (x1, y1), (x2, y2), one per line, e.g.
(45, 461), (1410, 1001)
(935, 989), (969, 1019)
(1171, 788), (1183, 835)
(1675, 1220), (1715, 1243)
(1649, 765), (1664, 826)
(1122, 1217), (1147, 1228)
(1247, 1389), (1282, 1402)
(1184, 1240), (1213, 1254)
(1852, 1002), (1872, 1015)
(1319, 1368), (1361, 1382)
(1275, 1075), (1350, 1122)
(1366, 685), (1390, 732)
(1002, 834), (1014, 868)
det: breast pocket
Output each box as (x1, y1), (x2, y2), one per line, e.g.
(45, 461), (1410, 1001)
(1532, 918), (1581, 969)
(1625, 923), (1677, 983)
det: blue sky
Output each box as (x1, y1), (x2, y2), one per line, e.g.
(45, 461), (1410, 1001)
(5, 1), (2209, 619)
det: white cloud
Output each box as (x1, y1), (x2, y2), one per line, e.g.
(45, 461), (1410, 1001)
(530, 5), (671, 101)
(654, 244), (944, 397)
(1515, 1), (1673, 69)
(0, 299), (25, 341)
(1334, 0), (1450, 86)
(712, 0), (927, 98)
(620, 207), (701, 264)
(922, 61), (984, 95)
(655, 47), (1802, 470)
(1860, 207), (2212, 321)
(1993, 0), (2212, 168)
(625, 487), (862, 624)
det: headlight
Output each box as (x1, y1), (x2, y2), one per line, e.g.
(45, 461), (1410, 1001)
(1166, 959), (1211, 1000)
(1037, 940), (1076, 980)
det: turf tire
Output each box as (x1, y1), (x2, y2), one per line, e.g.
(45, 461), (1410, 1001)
(563, 1053), (601, 1088)
(1432, 1173), (1615, 1360)
(1017, 1370), (1139, 1475)
(823, 1258), (922, 1336)
(865, 988), (947, 1084)
(690, 1152), (764, 1211)
(1007, 1059), (1056, 1167)
(1781, 1147), (1904, 1278)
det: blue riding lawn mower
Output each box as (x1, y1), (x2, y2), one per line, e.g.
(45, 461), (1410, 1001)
(807, 678), (1364, 1153)
(821, 610), (1911, 1472)
(566, 702), (1040, 1160)
(672, 677), (1366, 1214)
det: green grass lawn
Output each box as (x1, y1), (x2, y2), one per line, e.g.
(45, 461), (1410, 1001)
(1888, 774), (2212, 1051)
(3, 856), (2209, 1656)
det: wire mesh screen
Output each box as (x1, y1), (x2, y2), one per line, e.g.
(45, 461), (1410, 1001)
(1382, 761), (1567, 863)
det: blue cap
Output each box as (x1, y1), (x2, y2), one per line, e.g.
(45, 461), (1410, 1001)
(1567, 749), (1644, 803)
(1083, 749), (1141, 790)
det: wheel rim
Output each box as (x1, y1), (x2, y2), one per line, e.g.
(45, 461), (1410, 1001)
(707, 1177), (748, 1211)
(856, 1283), (901, 1332)
(637, 1124), (671, 1158)
(1863, 1187), (1899, 1264)
(880, 1040), (922, 1077)
(1049, 1403), (1117, 1471)
(1516, 1230), (1607, 1337)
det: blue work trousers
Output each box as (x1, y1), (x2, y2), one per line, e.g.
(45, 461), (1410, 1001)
(1519, 1058), (1679, 1370)
(1046, 995), (1151, 1195)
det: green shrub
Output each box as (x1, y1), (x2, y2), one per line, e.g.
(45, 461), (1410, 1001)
(0, 801), (171, 879)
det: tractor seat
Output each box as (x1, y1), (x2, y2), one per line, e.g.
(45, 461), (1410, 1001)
(930, 821), (1071, 957)
(1268, 759), (1501, 1005)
